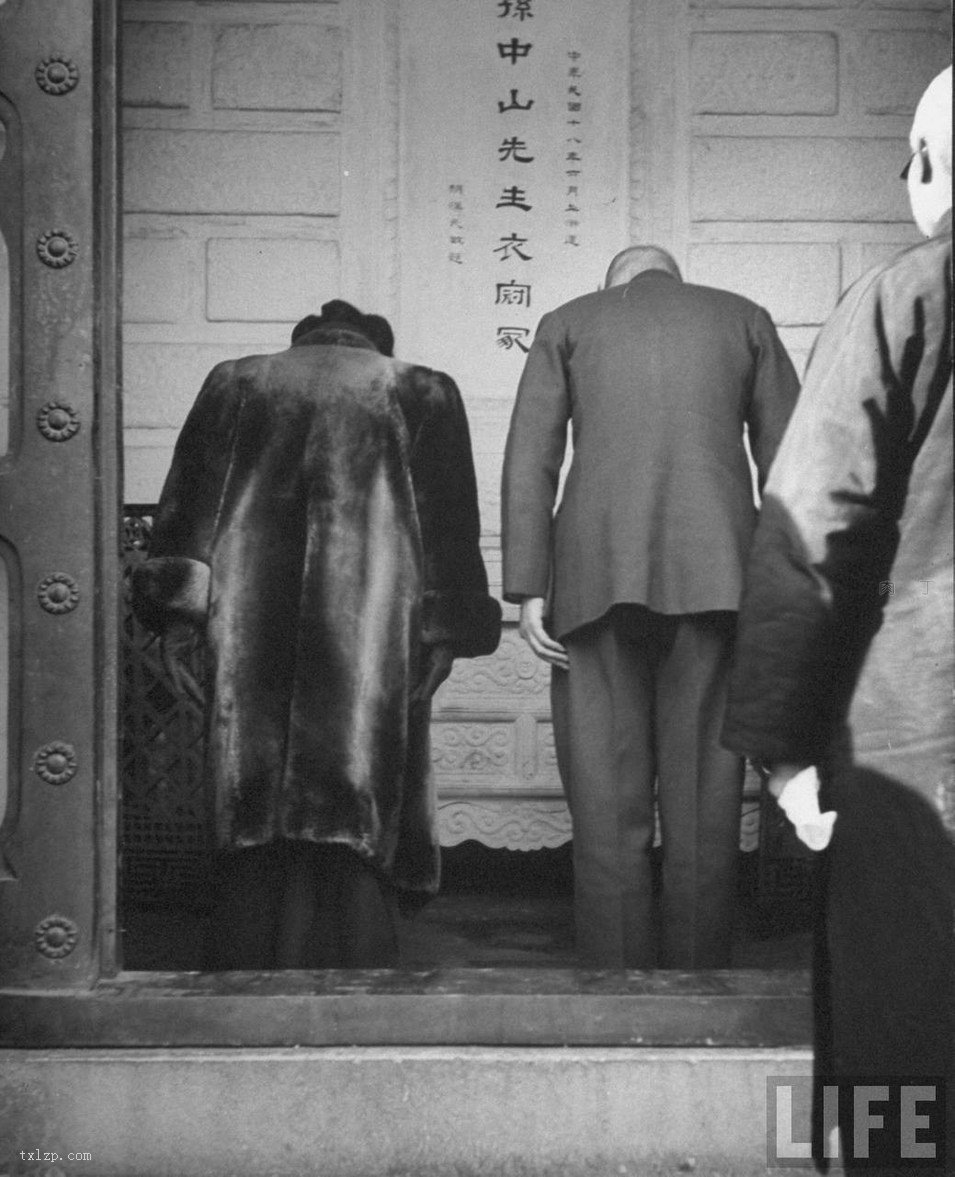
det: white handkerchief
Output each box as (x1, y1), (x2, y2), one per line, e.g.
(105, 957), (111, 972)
(777, 766), (837, 851)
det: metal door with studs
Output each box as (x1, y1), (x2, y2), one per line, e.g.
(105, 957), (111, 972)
(0, 0), (120, 987)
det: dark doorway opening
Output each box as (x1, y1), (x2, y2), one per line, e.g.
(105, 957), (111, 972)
(120, 506), (812, 973)
(121, 838), (811, 971)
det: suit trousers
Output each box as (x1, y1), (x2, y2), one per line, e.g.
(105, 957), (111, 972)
(551, 604), (745, 968)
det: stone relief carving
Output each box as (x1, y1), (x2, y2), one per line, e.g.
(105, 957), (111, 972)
(431, 723), (512, 776)
(33, 741), (78, 786)
(34, 914), (79, 959)
(36, 402), (80, 442)
(36, 229), (79, 269)
(35, 55), (80, 96)
(538, 721), (559, 773)
(37, 573), (80, 615)
(437, 797), (766, 853)
(442, 631), (548, 698)
(437, 799), (573, 851)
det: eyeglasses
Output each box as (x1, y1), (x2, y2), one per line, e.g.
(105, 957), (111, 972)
(901, 143), (932, 182)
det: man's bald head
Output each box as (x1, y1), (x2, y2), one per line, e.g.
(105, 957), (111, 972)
(604, 246), (681, 289)
(907, 66), (952, 237)
(911, 65), (952, 175)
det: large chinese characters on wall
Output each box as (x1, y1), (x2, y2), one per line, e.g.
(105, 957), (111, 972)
(399, 0), (630, 412)
(397, 0), (630, 849)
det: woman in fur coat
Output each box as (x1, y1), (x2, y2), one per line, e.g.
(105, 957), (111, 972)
(133, 301), (501, 968)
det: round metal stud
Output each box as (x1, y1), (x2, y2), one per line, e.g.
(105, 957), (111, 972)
(37, 573), (80, 615)
(36, 229), (78, 269)
(35, 56), (80, 96)
(34, 914), (79, 959)
(33, 741), (78, 786)
(37, 402), (80, 442)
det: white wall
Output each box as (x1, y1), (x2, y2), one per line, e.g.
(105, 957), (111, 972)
(119, 0), (951, 839)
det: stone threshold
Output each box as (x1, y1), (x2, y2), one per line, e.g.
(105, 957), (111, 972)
(0, 967), (811, 1048)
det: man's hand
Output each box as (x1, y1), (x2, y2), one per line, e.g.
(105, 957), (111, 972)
(413, 642), (455, 703)
(518, 597), (569, 671)
(770, 764), (837, 851)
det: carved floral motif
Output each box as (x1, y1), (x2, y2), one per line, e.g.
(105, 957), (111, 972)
(37, 402), (80, 442)
(36, 230), (78, 269)
(35, 56), (80, 96)
(34, 914), (79, 959)
(33, 741), (78, 786)
(37, 573), (80, 615)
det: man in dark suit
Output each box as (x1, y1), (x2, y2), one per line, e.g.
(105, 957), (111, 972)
(501, 247), (800, 968)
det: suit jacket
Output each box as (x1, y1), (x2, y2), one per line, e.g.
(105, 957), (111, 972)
(501, 270), (800, 638)
(722, 212), (953, 801)
(132, 330), (501, 902)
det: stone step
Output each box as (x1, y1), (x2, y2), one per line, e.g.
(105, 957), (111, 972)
(1, 1046), (827, 1176)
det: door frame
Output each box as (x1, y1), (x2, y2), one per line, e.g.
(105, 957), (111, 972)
(0, 0), (809, 1050)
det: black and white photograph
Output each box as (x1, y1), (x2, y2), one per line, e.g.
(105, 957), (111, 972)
(0, 2), (951, 1174)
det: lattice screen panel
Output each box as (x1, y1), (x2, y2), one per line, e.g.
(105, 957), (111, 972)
(121, 510), (209, 908)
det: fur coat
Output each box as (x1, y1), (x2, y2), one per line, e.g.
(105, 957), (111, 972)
(133, 329), (501, 903)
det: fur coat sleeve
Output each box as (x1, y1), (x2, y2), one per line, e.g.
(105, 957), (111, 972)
(398, 365), (500, 657)
(130, 368), (241, 633)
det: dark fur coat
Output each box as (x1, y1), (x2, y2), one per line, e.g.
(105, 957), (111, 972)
(133, 329), (501, 902)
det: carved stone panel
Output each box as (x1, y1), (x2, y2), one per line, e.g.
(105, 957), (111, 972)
(430, 720), (513, 783)
(440, 630), (549, 700)
(437, 799), (573, 851)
